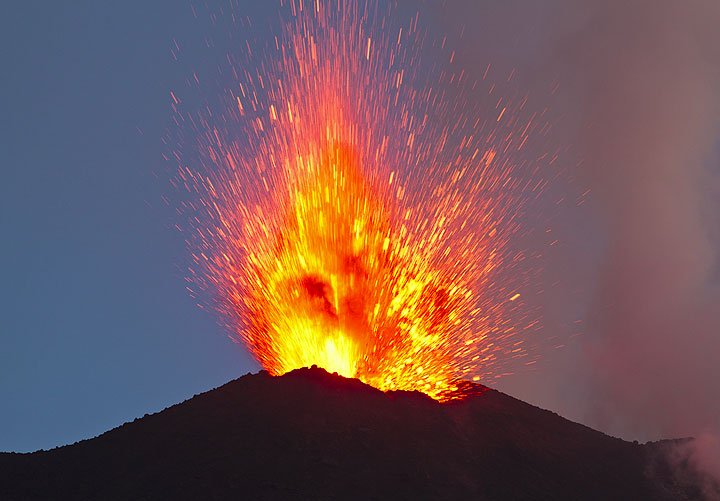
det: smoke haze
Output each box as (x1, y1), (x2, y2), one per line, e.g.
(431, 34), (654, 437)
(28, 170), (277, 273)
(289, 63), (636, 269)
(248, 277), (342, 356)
(434, 0), (720, 486)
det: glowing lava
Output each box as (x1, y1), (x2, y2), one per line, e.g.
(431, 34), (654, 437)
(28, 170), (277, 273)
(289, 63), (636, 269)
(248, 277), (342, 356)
(241, 143), (468, 395)
(173, 1), (546, 400)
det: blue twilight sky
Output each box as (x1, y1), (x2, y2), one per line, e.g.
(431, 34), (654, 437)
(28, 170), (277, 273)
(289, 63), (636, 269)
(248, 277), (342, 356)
(0, 2), (267, 452)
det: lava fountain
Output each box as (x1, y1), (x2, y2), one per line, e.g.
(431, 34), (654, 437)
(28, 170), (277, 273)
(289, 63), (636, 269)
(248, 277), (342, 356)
(172, 1), (548, 400)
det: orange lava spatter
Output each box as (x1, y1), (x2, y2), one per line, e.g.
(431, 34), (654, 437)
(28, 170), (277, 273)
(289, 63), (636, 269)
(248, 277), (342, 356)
(173, 1), (547, 400)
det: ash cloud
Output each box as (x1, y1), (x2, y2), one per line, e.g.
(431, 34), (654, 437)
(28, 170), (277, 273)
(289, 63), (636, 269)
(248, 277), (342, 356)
(675, 433), (720, 499)
(433, 0), (720, 485)
(566, 0), (720, 440)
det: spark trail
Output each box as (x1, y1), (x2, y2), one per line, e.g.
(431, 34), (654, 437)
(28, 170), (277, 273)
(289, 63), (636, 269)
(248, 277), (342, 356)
(172, 1), (549, 400)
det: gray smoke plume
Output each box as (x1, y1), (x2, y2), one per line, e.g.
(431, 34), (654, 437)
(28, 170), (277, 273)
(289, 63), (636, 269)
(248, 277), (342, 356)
(431, 0), (720, 487)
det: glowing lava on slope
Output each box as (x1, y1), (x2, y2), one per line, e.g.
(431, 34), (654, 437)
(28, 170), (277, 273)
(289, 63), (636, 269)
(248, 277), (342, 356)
(172, 1), (548, 400)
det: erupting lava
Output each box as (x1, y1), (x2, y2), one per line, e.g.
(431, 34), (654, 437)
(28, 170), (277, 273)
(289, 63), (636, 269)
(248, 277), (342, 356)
(240, 143), (468, 395)
(172, 1), (547, 400)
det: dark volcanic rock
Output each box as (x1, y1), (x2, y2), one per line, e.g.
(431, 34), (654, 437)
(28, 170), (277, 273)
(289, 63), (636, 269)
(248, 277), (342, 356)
(0, 367), (710, 500)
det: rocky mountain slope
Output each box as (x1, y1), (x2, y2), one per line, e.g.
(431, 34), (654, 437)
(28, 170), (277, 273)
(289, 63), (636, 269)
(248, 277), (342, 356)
(0, 367), (709, 500)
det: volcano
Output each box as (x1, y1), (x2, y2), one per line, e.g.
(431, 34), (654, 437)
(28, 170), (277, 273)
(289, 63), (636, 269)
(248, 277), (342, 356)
(0, 367), (709, 500)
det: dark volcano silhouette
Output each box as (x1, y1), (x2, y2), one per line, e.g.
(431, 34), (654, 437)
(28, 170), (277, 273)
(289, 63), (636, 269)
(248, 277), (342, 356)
(0, 367), (710, 500)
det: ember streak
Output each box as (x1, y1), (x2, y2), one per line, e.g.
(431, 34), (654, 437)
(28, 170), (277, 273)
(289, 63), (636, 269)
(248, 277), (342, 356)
(172, 1), (550, 400)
